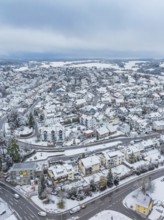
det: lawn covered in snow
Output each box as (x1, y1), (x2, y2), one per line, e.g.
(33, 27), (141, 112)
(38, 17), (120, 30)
(89, 210), (132, 220)
(123, 176), (164, 220)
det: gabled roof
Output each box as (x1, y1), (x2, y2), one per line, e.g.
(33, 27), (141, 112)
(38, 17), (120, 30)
(136, 193), (152, 209)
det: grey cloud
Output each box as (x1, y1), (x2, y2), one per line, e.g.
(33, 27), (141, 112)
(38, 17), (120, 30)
(0, 0), (164, 57)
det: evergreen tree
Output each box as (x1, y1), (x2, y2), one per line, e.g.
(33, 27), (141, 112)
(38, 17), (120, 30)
(90, 179), (97, 192)
(113, 175), (119, 186)
(129, 152), (136, 164)
(8, 138), (20, 163)
(28, 112), (35, 128)
(107, 169), (113, 187)
(38, 174), (46, 199)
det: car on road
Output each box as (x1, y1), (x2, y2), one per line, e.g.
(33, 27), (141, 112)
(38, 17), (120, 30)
(14, 193), (20, 199)
(38, 211), (47, 217)
(70, 206), (81, 214)
(67, 216), (79, 220)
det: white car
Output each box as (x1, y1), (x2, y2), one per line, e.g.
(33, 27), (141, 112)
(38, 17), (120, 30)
(70, 206), (81, 214)
(14, 193), (20, 199)
(38, 211), (47, 217)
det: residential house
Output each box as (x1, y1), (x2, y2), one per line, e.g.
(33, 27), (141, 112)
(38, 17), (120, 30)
(153, 121), (164, 131)
(83, 130), (94, 138)
(48, 164), (74, 183)
(136, 193), (153, 216)
(101, 150), (125, 168)
(40, 123), (65, 143)
(10, 162), (38, 185)
(80, 114), (97, 129)
(79, 155), (100, 176)
(96, 126), (109, 139)
(123, 144), (144, 162)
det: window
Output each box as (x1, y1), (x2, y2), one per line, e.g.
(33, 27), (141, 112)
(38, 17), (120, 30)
(59, 130), (63, 140)
(51, 130), (55, 141)
(44, 131), (47, 141)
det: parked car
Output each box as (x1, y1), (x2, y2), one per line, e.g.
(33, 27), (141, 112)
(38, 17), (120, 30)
(81, 204), (86, 209)
(70, 206), (81, 214)
(38, 211), (47, 217)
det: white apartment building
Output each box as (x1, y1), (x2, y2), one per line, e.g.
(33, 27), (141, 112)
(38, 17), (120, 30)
(101, 150), (125, 168)
(80, 114), (97, 129)
(40, 123), (65, 143)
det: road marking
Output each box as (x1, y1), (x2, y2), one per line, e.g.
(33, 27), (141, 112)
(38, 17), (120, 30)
(28, 214), (35, 218)
(8, 201), (13, 205)
(79, 207), (97, 218)
(25, 206), (40, 220)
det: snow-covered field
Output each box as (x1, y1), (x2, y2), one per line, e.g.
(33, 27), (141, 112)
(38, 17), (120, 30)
(31, 195), (79, 213)
(70, 62), (120, 69)
(89, 210), (132, 220)
(124, 60), (147, 70)
(41, 61), (121, 69)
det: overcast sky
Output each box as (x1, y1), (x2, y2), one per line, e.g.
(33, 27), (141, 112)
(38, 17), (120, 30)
(0, 0), (164, 58)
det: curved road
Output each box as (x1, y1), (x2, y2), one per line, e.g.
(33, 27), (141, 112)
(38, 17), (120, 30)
(0, 182), (42, 220)
(61, 168), (164, 220)
(0, 168), (164, 220)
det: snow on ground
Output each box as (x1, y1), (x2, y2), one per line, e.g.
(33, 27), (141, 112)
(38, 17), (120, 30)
(111, 165), (131, 177)
(79, 137), (97, 145)
(18, 136), (48, 146)
(123, 176), (164, 220)
(25, 141), (121, 162)
(89, 210), (132, 220)
(29, 174), (138, 214)
(131, 160), (149, 169)
(148, 176), (164, 202)
(0, 198), (17, 220)
(14, 66), (29, 72)
(160, 62), (164, 68)
(15, 184), (38, 197)
(41, 60), (102, 68)
(31, 195), (79, 213)
(64, 138), (81, 146)
(15, 126), (33, 136)
(70, 62), (120, 69)
(6, 215), (17, 220)
(41, 61), (67, 68)
(124, 60), (147, 70)
(84, 173), (102, 184)
(26, 151), (65, 162)
(144, 149), (163, 162)
(101, 165), (131, 178)
(65, 141), (122, 156)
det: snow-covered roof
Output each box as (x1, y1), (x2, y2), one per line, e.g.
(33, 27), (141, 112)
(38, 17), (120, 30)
(107, 150), (124, 158)
(48, 164), (74, 178)
(136, 193), (151, 208)
(96, 126), (109, 135)
(80, 155), (100, 168)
